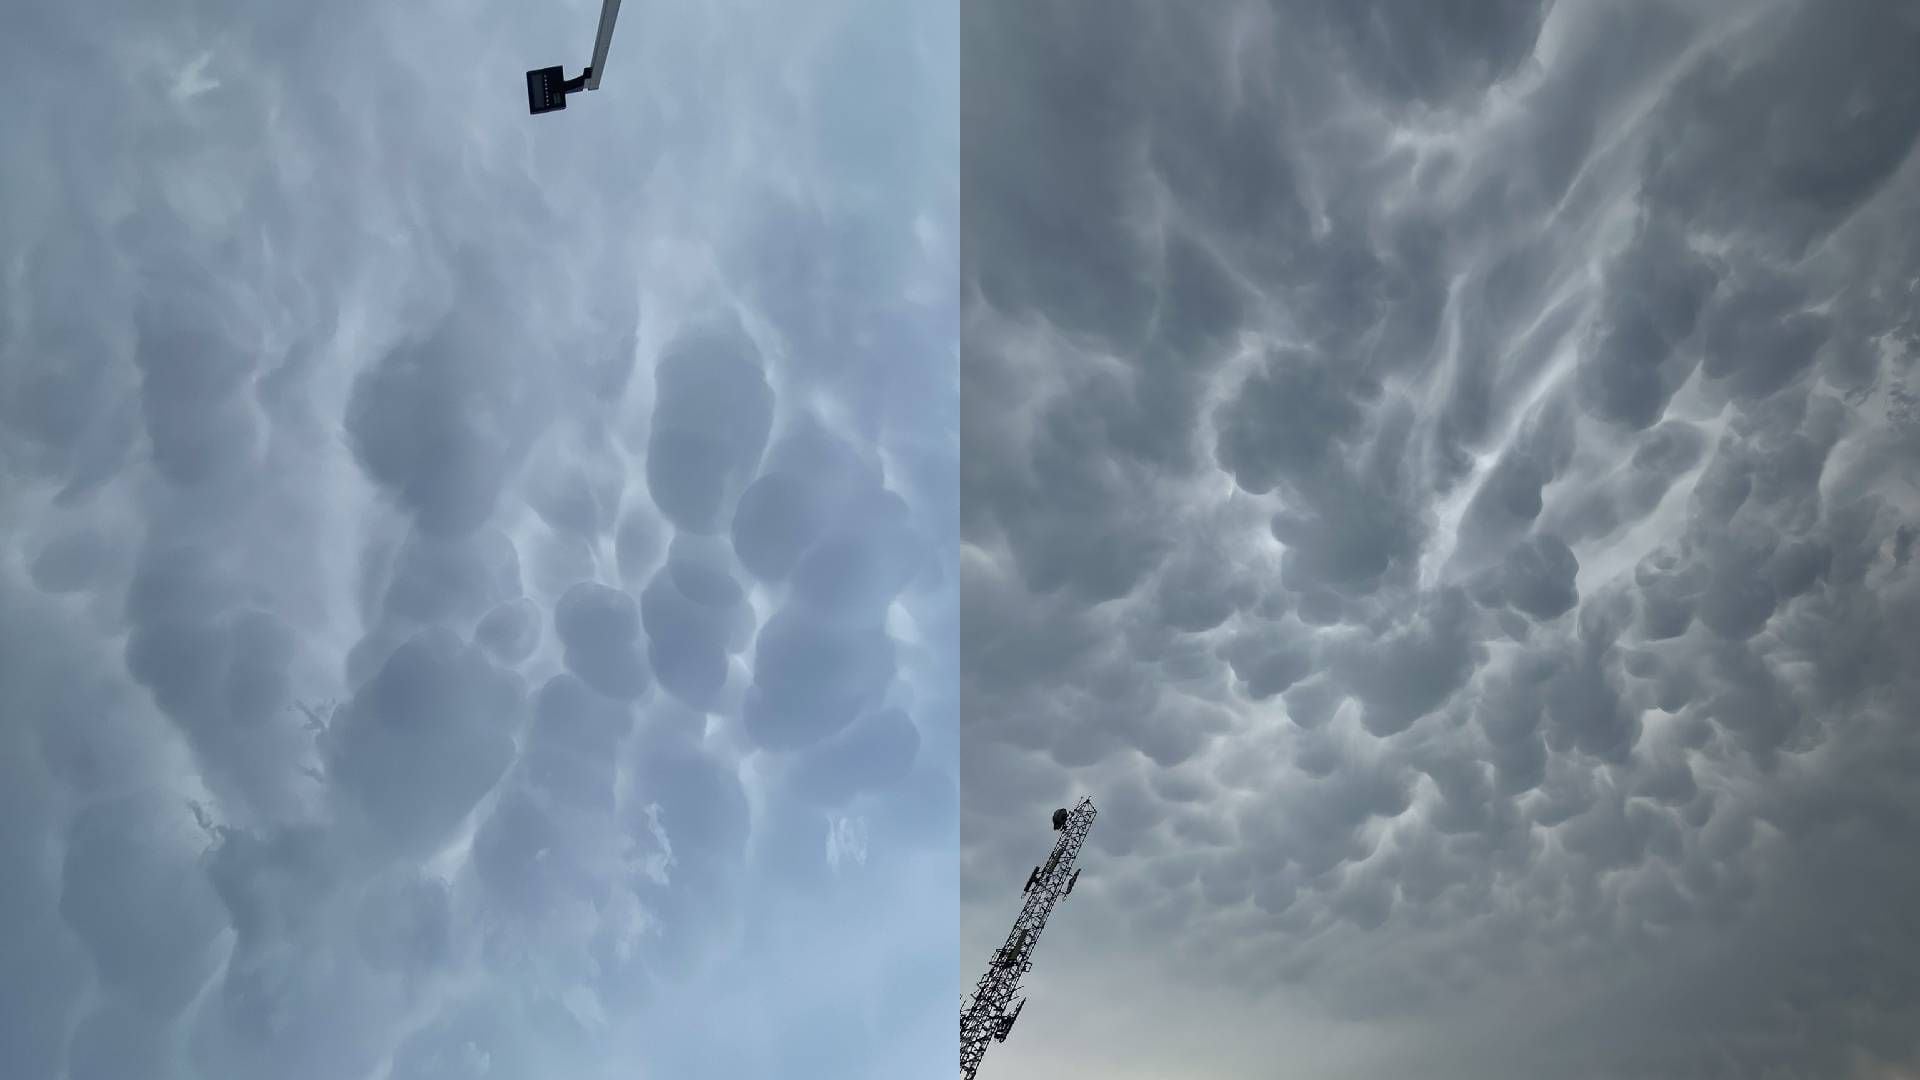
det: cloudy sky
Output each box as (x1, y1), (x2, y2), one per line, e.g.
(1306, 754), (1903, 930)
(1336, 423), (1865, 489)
(1, 0), (954, 1078)
(961, 1), (1920, 1078)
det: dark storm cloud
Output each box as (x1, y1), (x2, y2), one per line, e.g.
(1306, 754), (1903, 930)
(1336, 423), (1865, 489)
(790, 487), (926, 619)
(963, 1), (1920, 1077)
(1, 0), (955, 1075)
(1331, 588), (1481, 737)
(346, 276), (553, 540)
(60, 792), (227, 1016)
(789, 706), (923, 807)
(475, 595), (542, 663)
(554, 580), (653, 700)
(1572, 216), (1719, 431)
(322, 629), (523, 856)
(1300, 0), (1551, 108)
(639, 537), (752, 709)
(644, 312), (776, 535)
(383, 527), (524, 624)
(1639, 1), (1920, 258)
(1498, 534), (1579, 620)
(744, 605), (898, 750)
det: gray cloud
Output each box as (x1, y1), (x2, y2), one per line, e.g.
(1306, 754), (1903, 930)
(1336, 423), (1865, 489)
(323, 629), (524, 857)
(788, 706), (923, 807)
(644, 312), (775, 536)
(346, 276), (552, 540)
(0, 0), (954, 1076)
(744, 605), (898, 750)
(61, 792), (228, 1017)
(963, 1), (1920, 1077)
(555, 580), (653, 700)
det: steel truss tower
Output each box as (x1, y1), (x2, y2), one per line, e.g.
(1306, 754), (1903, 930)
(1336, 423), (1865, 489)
(960, 797), (1096, 1079)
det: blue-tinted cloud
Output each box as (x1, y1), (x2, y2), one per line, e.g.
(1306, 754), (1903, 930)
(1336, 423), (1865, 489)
(0, 0), (955, 1076)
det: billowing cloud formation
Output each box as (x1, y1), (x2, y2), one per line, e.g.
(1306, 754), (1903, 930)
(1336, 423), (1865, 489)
(0, 0), (955, 1077)
(323, 629), (523, 856)
(963, 2), (1920, 1078)
(645, 313), (775, 535)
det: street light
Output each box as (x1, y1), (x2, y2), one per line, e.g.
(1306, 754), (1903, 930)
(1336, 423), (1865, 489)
(526, 0), (622, 114)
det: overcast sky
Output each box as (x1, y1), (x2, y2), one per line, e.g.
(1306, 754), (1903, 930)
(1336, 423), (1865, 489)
(1, 1), (954, 1078)
(961, 1), (1920, 1078)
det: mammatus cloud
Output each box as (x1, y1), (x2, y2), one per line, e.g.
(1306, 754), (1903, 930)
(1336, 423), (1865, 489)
(962, 1), (1920, 1077)
(0, 0), (956, 1077)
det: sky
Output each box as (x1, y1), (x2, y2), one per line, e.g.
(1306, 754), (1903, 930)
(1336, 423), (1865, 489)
(961, 1), (1920, 1079)
(0, 0), (956, 1078)
(8, 2), (1920, 1079)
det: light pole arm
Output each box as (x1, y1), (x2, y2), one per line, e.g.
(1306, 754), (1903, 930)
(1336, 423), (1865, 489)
(586, 0), (621, 90)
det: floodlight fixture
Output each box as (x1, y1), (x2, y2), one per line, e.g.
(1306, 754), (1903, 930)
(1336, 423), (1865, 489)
(525, 0), (622, 114)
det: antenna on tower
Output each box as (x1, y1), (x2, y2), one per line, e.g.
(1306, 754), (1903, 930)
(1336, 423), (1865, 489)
(961, 797), (1096, 1079)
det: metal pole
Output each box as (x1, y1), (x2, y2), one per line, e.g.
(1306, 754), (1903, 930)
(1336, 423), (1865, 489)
(961, 798), (1096, 1079)
(586, 0), (622, 89)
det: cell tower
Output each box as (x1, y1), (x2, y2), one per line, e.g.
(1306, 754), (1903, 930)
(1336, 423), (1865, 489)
(960, 797), (1096, 1080)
